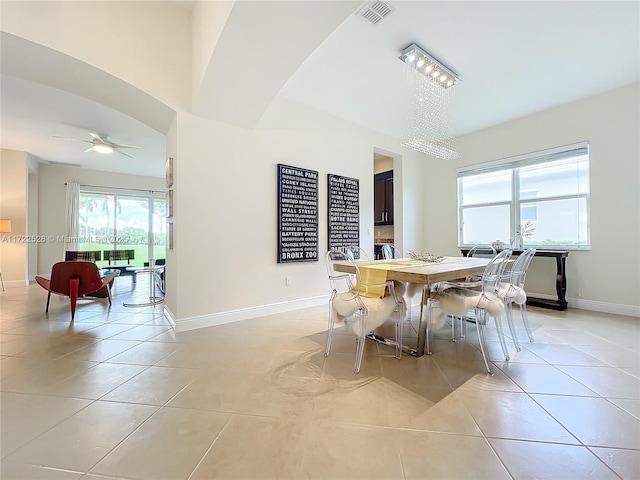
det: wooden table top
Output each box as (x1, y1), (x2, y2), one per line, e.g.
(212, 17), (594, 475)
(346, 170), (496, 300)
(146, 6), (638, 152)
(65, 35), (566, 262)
(333, 257), (491, 285)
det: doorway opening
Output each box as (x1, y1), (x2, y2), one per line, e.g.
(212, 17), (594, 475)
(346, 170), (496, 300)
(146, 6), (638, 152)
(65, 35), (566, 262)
(373, 152), (394, 259)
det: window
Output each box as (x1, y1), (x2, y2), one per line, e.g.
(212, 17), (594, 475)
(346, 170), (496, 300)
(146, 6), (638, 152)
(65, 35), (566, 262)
(78, 190), (166, 266)
(458, 142), (590, 249)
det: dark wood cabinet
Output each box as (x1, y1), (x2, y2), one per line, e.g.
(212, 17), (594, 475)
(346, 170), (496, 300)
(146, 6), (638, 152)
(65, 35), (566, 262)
(374, 170), (393, 225)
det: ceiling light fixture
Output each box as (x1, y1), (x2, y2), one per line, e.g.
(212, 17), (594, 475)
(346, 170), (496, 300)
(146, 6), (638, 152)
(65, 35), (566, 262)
(93, 144), (114, 154)
(398, 43), (461, 160)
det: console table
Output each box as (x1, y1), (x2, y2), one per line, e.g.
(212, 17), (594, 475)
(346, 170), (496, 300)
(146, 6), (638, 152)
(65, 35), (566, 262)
(460, 248), (569, 311)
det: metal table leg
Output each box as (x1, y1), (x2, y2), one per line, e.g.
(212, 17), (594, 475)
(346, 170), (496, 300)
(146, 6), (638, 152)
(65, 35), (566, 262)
(123, 259), (164, 307)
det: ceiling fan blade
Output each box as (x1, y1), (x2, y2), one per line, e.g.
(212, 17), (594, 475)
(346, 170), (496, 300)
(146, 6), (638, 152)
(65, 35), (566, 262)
(89, 132), (109, 143)
(56, 132), (139, 158)
(115, 149), (135, 158)
(53, 135), (92, 145)
(113, 144), (142, 150)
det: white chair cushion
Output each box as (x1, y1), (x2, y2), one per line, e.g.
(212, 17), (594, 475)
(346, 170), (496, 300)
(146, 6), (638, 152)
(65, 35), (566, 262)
(497, 283), (527, 304)
(436, 290), (505, 321)
(332, 293), (399, 336)
(406, 282), (423, 300)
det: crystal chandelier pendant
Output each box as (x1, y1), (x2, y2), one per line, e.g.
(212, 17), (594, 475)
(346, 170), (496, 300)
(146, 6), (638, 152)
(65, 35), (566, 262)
(399, 44), (461, 160)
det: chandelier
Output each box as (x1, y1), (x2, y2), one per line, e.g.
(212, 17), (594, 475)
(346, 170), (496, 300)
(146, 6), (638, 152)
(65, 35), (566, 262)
(399, 43), (461, 160)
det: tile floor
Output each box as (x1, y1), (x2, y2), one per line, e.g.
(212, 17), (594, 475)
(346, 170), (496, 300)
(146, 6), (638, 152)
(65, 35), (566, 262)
(1, 274), (639, 479)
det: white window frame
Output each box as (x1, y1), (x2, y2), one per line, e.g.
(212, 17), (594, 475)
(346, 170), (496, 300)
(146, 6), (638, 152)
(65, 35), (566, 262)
(457, 142), (590, 250)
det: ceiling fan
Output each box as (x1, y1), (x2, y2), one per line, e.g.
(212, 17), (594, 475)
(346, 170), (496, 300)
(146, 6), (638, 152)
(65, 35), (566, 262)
(53, 132), (141, 158)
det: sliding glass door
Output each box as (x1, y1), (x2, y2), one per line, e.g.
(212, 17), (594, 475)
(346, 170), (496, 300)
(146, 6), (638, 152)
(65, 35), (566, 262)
(79, 190), (165, 266)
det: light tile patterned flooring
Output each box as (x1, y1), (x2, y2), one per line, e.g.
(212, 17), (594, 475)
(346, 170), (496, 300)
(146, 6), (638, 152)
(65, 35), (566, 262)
(1, 275), (639, 479)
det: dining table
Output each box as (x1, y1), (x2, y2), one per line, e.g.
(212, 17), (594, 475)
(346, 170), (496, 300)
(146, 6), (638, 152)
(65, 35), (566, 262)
(333, 256), (491, 357)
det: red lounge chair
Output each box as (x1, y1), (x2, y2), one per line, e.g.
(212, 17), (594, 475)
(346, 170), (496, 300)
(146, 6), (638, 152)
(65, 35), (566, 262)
(35, 261), (118, 320)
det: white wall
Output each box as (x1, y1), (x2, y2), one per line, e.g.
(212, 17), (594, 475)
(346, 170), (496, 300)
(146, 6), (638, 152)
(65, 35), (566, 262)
(422, 82), (640, 316)
(0, 149), (28, 286)
(170, 97), (425, 329)
(36, 164), (166, 275)
(164, 116), (179, 320)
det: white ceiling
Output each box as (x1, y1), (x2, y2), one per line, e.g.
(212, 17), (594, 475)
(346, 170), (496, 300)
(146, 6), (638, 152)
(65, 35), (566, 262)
(1, 74), (166, 175)
(279, 0), (640, 139)
(1, 1), (638, 177)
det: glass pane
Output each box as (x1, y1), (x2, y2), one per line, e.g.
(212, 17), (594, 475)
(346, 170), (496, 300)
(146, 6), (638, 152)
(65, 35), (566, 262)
(79, 193), (115, 252)
(153, 198), (167, 262)
(460, 170), (512, 206)
(462, 204), (511, 245)
(519, 156), (589, 200)
(115, 197), (150, 266)
(520, 198), (588, 246)
(78, 193), (167, 266)
(521, 204), (537, 221)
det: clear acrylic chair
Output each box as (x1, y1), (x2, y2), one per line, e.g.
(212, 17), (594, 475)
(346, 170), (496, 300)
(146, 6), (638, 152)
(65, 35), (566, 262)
(325, 249), (405, 373)
(462, 244), (498, 285)
(346, 246), (369, 261)
(382, 245), (410, 316)
(381, 244), (402, 259)
(466, 244), (497, 258)
(430, 249), (513, 374)
(498, 248), (537, 350)
(429, 245), (498, 343)
(381, 244), (421, 322)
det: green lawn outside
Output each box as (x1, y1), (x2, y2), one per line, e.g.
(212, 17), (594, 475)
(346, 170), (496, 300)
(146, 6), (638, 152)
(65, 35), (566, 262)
(81, 244), (165, 267)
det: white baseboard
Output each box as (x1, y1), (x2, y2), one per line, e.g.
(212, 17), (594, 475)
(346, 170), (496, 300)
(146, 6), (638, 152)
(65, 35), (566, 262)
(174, 295), (330, 332)
(1, 279), (30, 289)
(529, 292), (640, 318)
(566, 297), (640, 317)
(162, 305), (176, 329)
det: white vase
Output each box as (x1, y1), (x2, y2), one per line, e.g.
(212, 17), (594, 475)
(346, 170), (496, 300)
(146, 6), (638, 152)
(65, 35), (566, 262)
(512, 234), (523, 250)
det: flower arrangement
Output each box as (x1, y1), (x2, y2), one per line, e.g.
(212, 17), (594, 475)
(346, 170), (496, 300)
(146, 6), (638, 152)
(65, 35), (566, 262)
(517, 220), (536, 239)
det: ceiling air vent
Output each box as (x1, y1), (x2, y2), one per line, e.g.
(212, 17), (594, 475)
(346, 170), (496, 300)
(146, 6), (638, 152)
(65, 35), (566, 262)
(357, 0), (394, 26)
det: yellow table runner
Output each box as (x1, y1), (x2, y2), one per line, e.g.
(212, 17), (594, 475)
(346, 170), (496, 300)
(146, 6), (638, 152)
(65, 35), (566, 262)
(355, 267), (389, 298)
